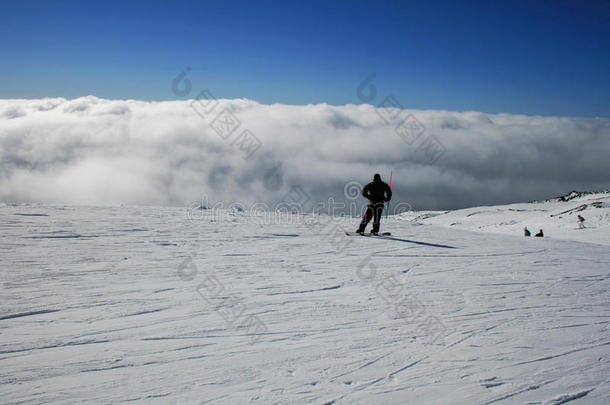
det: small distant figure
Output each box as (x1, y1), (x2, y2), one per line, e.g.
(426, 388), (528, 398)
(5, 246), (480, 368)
(524, 227), (531, 237)
(535, 229), (544, 237)
(577, 215), (586, 229)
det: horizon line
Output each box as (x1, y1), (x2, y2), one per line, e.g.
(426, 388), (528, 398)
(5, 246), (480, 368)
(2, 95), (609, 120)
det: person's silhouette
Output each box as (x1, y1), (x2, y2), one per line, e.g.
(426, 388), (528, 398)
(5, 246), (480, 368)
(356, 174), (392, 235)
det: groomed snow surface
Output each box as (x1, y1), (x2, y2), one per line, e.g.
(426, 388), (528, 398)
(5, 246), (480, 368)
(1, 193), (609, 404)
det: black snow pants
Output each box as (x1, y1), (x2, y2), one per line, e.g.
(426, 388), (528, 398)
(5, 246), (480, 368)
(358, 202), (384, 233)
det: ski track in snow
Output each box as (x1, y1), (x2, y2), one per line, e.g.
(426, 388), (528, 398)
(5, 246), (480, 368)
(0, 203), (609, 404)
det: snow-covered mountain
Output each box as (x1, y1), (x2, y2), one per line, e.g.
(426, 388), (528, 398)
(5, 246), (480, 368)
(1, 194), (609, 404)
(398, 190), (610, 246)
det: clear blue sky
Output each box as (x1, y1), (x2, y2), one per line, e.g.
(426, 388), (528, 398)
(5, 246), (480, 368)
(1, 0), (609, 116)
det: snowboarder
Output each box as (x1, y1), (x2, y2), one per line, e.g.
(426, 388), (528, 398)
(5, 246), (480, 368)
(356, 173), (392, 235)
(577, 215), (585, 229)
(535, 229), (544, 237)
(524, 227), (531, 236)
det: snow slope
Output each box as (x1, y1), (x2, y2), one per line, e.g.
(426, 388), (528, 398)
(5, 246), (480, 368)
(1, 200), (609, 404)
(399, 191), (610, 247)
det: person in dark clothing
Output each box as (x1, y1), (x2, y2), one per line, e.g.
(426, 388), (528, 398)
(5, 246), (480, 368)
(357, 173), (392, 234)
(535, 229), (544, 237)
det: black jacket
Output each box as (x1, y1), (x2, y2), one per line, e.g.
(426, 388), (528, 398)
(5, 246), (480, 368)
(362, 179), (392, 204)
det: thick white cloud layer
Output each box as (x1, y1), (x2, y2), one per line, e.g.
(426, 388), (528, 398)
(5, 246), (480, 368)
(1, 96), (609, 210)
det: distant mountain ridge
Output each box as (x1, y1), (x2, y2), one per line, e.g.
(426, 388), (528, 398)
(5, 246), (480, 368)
(543, 190), (610, 203)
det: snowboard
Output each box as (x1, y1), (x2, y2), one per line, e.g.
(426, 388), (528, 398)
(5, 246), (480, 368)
(345, 232), (391, 236)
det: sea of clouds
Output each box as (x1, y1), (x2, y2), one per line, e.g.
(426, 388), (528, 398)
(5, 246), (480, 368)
(1, 96), (609, 211)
